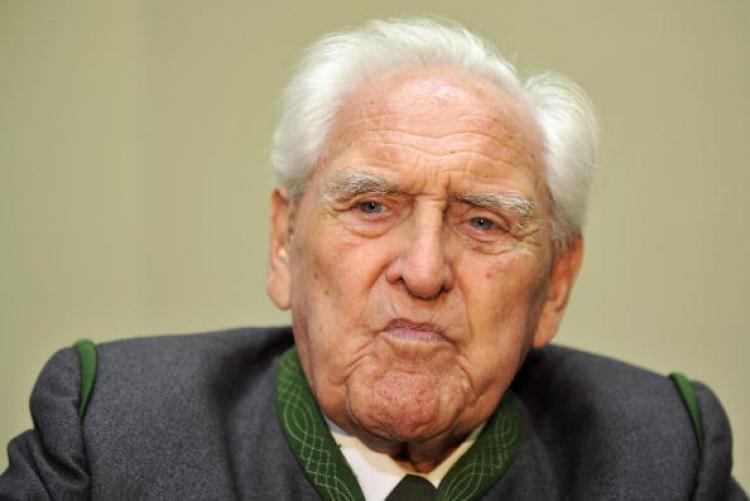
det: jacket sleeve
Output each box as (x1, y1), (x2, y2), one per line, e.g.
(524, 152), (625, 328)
(0, 348), (91, 500)
(692, 381), (748, 500)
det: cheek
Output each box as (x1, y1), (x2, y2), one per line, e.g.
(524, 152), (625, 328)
(457, 256), (548, 399)
(470, 254), (544, 315)
(291, 221), (352, 297)
(305, 221), (395, 296)
(289, 222), (393, 358)
(460, 251), (550, 369)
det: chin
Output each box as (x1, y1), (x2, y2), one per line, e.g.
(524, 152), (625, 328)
(346, 369), (462, 443)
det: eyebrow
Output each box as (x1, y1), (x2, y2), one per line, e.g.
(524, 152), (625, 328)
(321, 171), (397, 201)
(321, 170), (538, 225)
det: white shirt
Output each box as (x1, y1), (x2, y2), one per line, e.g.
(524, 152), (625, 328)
(325, 417), (485, 501)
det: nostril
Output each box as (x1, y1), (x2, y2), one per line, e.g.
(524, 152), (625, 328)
(406, 285), (445, 302)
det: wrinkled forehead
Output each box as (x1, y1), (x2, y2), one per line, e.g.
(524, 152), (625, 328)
(325, 67), (543, 160)
(316, 68), (547, 205)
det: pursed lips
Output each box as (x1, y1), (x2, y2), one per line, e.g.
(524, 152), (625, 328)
(385, 318), (446, 342)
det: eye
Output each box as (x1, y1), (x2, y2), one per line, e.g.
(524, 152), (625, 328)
(358, 200), (386, 214)
(470, 217), (495, 231)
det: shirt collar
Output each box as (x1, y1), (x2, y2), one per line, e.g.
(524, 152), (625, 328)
(325, 417), (485, 501)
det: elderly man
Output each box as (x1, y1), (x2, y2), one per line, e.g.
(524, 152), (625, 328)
(1, 18), (746, 500)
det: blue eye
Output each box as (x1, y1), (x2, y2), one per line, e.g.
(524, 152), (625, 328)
(470, 217), (495, 231)
(359, 201), (385, 214)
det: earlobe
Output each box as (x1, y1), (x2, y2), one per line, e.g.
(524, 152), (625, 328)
(532, 235), (584, 348)
(267, 188), (292, 310)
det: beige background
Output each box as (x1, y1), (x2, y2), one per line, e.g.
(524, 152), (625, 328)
(2, 0), (748, 488)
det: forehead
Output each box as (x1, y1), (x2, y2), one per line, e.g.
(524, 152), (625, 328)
(320, 68), (545, 195)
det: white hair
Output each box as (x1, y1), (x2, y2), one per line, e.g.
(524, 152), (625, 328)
(271, 18), (599, 250)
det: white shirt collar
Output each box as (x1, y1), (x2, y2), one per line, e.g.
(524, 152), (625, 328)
(325, 417), (485, 501)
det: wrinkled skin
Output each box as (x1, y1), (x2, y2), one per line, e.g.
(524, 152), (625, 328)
(267, 68), (583, 472)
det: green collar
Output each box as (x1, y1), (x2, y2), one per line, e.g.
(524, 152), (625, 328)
(275, 347), (521, 501)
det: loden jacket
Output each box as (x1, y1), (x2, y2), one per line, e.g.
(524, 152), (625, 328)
(0, 326), (746, 500)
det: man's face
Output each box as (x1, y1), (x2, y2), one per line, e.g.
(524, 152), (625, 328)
(268, 69), (581, 459)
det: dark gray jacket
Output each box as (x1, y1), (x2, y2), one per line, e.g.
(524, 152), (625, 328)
(1, 327), (746, 500)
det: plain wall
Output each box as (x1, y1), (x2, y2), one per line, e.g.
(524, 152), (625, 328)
(2, 0), (748, 488)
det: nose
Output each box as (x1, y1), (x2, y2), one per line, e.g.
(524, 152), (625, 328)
(385, 207), (454, 300)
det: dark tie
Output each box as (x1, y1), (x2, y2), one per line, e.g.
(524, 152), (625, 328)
(385, 474), (437, 501)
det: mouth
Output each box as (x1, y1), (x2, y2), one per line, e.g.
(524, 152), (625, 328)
(385, 319), (446, 343)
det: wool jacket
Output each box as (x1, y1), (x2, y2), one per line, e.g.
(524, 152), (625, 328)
(0, 326), (746, 500)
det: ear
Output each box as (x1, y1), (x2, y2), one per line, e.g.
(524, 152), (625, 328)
(266, 188), (292, 310)
(531, 235), (584, 349)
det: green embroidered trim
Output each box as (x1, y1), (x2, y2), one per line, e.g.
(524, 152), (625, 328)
(275, 346), (522, 501)
(73, 338), (97, 419)
(437, 392), (521, 500)
(275, 348), (365, 501)
(669, 372), (704, 451)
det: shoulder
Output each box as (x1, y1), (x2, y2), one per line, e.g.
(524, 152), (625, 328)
(513, 343), (707, 445)
(514, 343), (685, 407)
(87, 326), (295, 496)
(1, 327), (296, 498)
(87, 325), (294, 408)
(31, 325), (294, 403)
(510, 344), (741, 499)
(513, 343), (698, 457)
(94, 325), (293, 379)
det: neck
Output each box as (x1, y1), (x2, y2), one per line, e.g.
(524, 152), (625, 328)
(392, 442), (460, 473)
(346, 423), (476, 474)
